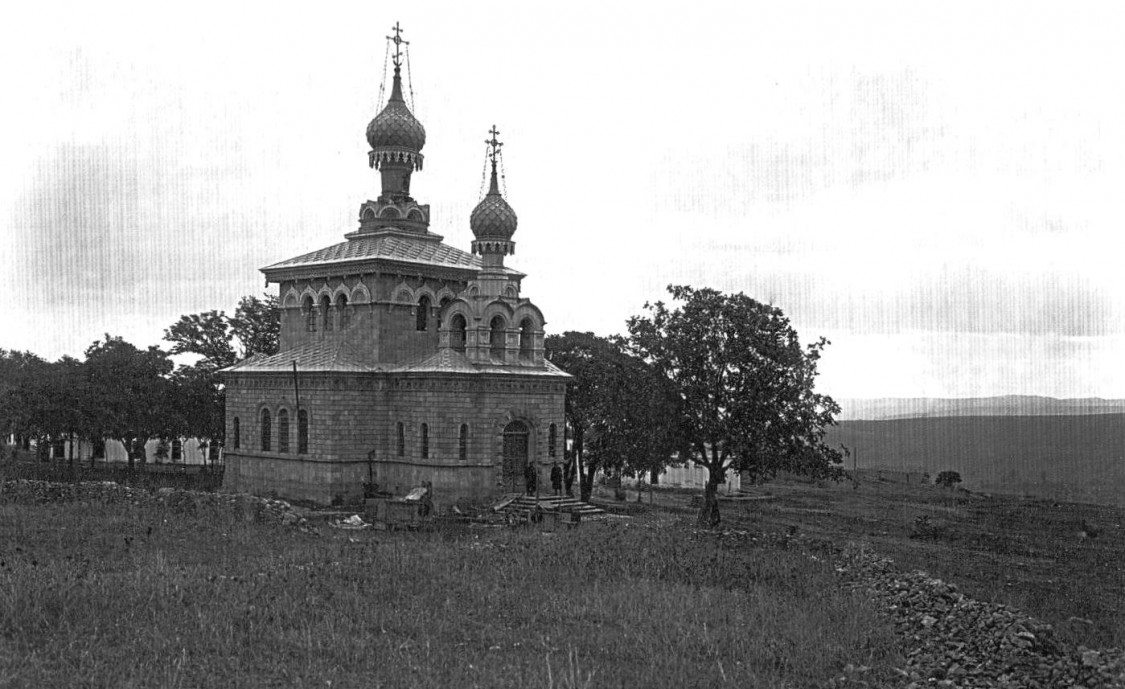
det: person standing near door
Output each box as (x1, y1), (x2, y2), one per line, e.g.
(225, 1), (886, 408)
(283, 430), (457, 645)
(524, 462), (537, 496)
(550, 463), (563, 497)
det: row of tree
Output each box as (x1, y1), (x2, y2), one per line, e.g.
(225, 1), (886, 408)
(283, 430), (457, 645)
(548, 285), (844, 526)
(3, 285), (842, 526)
(0, 296), (278, 469)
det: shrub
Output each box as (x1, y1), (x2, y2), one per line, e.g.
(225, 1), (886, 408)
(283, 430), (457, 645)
(935, 470), (962, 489)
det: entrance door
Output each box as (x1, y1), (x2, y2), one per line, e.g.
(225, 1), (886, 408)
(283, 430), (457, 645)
(502, 421), (530, 493)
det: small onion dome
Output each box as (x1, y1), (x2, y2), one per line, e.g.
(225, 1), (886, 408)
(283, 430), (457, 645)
(366, 69), (426, 153)
(471, 172), (518, 240)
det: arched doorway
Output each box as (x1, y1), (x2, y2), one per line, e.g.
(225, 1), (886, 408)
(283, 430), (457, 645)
(502, 420), (530, 493)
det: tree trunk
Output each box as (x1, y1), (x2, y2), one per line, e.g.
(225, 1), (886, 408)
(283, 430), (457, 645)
(579, 464), (595, 503)
(698, 478), (721, 528)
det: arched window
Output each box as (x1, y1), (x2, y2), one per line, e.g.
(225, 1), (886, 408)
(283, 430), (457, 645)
(519, 318), (534, 361)
(303, 296), (316, 332)
(277, 409), (290, 453)
(171, 438), (183, 461)
(459, 424), (469, 462)
(321, 295), (333, 331)
(416, 295), (431, 331)
(490, 316), (506, 359)
(297, 409), (308, 454)
(260, 409), (272, 451)
(548, 423), (557, 458)
(233, 417), (241, 449)
(396, 422), (405, 457)
(362, 207), (376, 221)
(420, 423), (429, 459)
(336, 294), (350, 329)
(451, 314), (467, 353)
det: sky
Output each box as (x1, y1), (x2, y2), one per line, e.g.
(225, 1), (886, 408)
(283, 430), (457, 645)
(2, 1), (1124, 399)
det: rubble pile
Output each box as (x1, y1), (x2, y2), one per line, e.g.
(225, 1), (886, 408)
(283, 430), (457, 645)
(0, 479), (306, 526)
(833, 546), (1125, 689)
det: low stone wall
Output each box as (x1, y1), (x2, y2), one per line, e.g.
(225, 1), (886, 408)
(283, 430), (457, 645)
(832, 546), (1125, 688)
(0, 479), (306, 526)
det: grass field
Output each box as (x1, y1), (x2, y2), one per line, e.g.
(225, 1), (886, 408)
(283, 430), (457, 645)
(826, 414), (1125, 507)
(0, 497), (899, 688)
(720, 473), (1125, 649)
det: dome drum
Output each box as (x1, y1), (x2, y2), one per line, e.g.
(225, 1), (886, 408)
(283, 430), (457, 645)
(369, 148), (424, 171)
(471, 239), (515, 256)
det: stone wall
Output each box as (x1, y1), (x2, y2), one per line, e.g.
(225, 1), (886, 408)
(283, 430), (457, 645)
(224, 370), (565, 508)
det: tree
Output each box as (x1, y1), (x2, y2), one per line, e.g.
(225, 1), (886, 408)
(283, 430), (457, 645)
(0, 349), (48, 451)
(935, 470), (962, 489)
(628, 285), (844, 527)
(170, 364), (225, 463)
(83, 336), (176, 469)
(163, 293), (280, 370)
(162, 293), (278, 461)
(231, 294), (280, 359)
(164, 310), (237, 371)
(545, 332), (685, 502)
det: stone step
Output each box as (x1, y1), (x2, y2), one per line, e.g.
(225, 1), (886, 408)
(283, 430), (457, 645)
(493, 494), (606, 516)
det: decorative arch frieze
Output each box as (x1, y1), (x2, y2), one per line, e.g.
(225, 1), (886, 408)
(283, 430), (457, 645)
(331, 284), (352, 303)
(511, 303), (546, 330)
(480, 299), (516, 325)
(350, 283), (371, 304)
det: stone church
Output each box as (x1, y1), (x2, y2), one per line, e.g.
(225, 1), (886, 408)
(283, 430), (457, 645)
(221, 28), (568, 507)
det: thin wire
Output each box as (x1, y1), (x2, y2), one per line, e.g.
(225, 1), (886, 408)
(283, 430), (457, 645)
(498, 149), (509, 198)
(377, 40), (390, 109)
(405, 44), (416, 113)
(479, 143), (490, 199)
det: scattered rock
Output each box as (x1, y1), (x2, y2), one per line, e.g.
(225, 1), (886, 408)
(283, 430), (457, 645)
(835, 545), (1125, 688)
(0, 478), (306, 527)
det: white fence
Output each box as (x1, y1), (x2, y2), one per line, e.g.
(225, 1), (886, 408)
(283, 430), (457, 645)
(658, 461), (742, 494)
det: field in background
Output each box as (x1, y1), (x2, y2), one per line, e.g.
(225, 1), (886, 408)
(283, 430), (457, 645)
(723, 473), (1125, 649)
(0, 497), (898, 688)
(826, 414), (1125, 507)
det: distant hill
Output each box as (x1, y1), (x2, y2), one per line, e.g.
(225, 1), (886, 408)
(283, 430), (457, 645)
(825, 414), (1125, 508)
(836, 395), (1125, 421)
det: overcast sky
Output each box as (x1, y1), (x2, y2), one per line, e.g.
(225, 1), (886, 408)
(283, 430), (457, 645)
(2, 1), (1124, 399)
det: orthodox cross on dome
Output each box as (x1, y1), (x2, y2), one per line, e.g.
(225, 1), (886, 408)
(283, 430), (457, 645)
(387, 21), (409, 68)
(485, 125), (503, 165)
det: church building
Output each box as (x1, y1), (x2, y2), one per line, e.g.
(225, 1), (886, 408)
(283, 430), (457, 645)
(221, 26), (568, 507)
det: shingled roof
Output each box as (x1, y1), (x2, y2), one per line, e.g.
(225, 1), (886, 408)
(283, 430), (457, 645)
(261, 232), (524, 279)
(223, 341), (570, 378)
(222, 340), (376, 374)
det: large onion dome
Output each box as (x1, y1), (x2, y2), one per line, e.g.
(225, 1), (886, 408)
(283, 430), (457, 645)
(471, 171), (518, 240)
(366, 68), (426, 154)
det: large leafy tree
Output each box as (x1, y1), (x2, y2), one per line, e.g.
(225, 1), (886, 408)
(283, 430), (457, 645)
(170, 365), (225, 463)
(163, 311), (237, 371)
(164, 293), (280, 370)
(0, 350), (48, 450)
(162, 293), (279, 459)
(546, 332), (684, 502)
(628, 285), (843, 527)
(84, 336), (176, 469)
(231, 294), (280, 359)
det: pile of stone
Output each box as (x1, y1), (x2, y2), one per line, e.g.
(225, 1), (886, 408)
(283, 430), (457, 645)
(0, 479), (306, 527)
(832, 546), (1125, 689)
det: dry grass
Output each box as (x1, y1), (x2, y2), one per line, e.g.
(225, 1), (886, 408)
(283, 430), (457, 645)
(721, 474), (1125, 649)
(0, 498), (898, 688)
